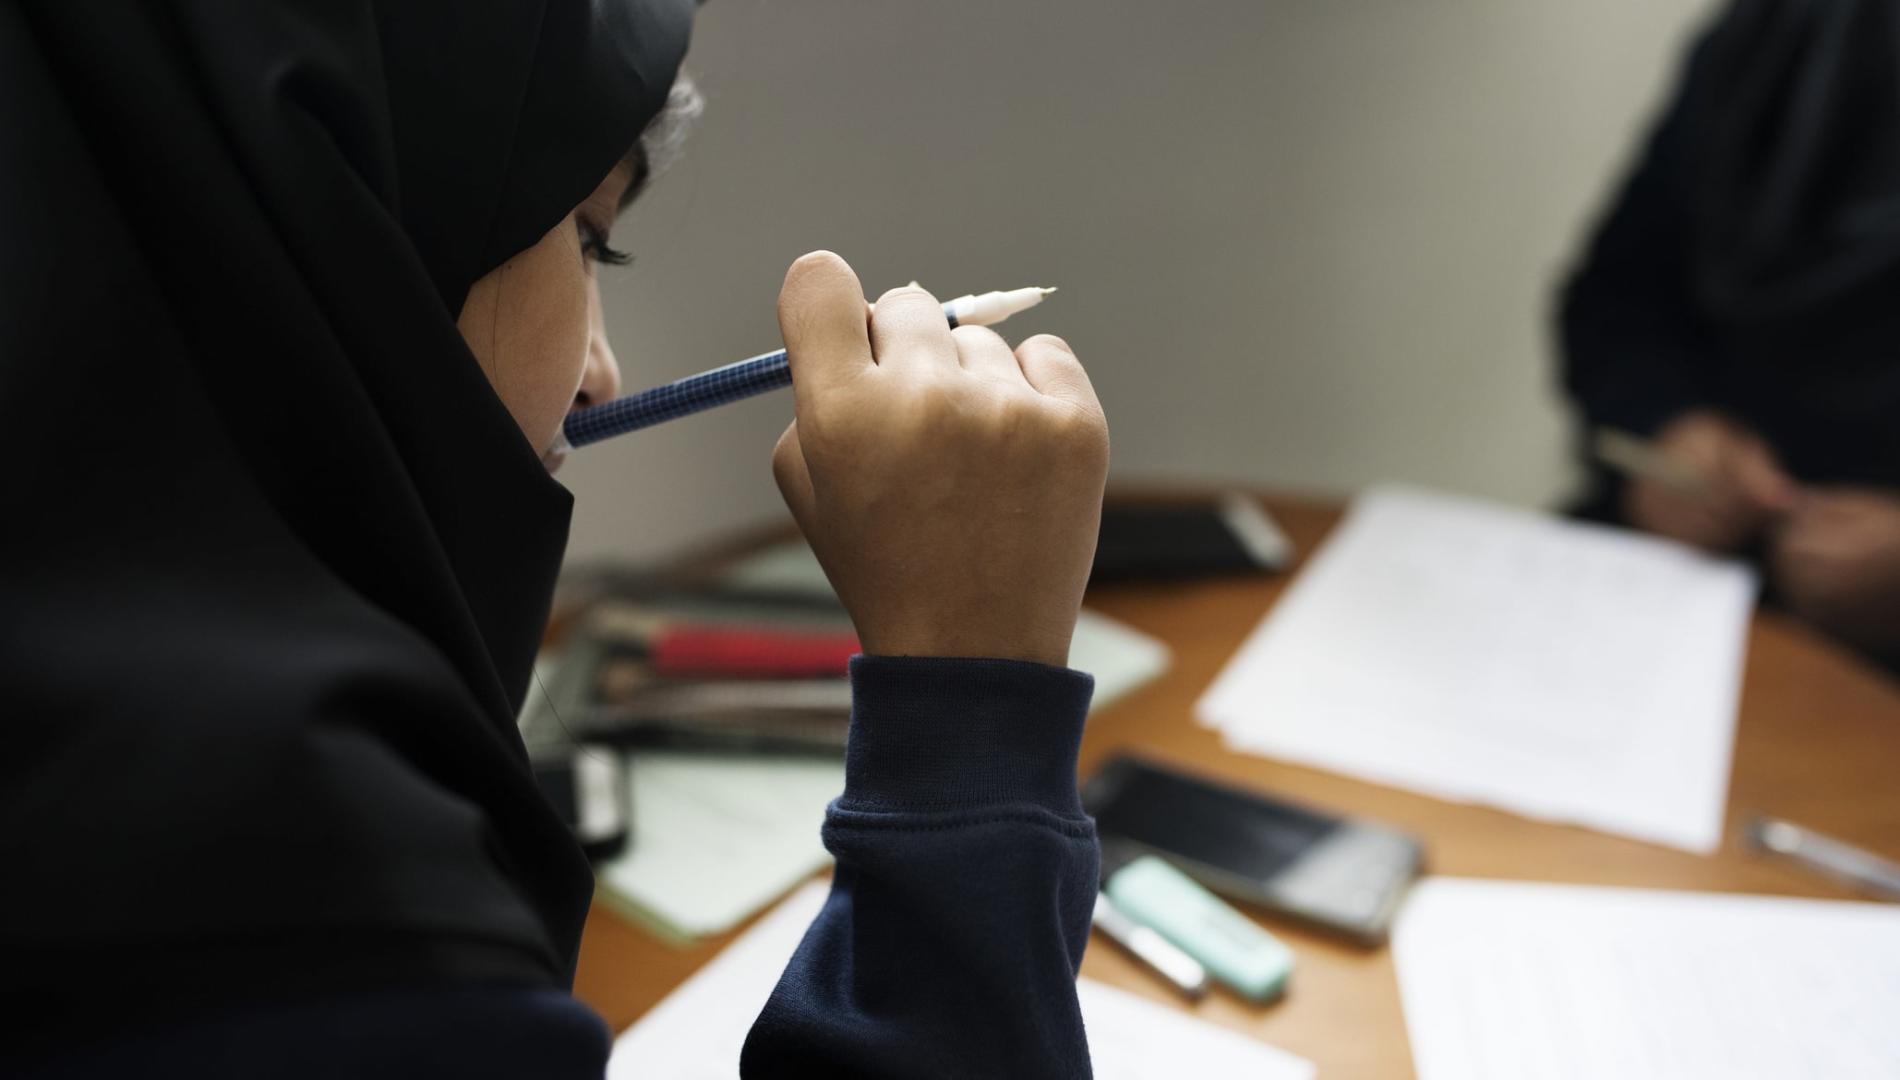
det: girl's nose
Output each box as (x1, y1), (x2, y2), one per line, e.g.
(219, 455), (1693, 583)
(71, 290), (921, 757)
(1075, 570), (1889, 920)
(574, 280), (621, 410)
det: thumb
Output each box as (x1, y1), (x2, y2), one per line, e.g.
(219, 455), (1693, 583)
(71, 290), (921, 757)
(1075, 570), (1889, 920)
(1732, 443), (1797, 514)
(778, 251), (872, 417)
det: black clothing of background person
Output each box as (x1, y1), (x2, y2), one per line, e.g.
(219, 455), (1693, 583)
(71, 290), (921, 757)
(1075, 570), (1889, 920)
(1560, 0), (1900, 515)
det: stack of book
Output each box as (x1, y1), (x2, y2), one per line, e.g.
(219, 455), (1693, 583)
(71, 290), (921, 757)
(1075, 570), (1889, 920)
(530, 573), (857, 758)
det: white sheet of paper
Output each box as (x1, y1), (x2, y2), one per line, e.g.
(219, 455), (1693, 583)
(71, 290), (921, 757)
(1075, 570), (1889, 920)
(1196, 485), (1754, 853)
(594, 752), (842, 940)
(609, 880), (1314, 1080)
(1394, 877), (1900, 1080)
(724, 538), (1171, 713)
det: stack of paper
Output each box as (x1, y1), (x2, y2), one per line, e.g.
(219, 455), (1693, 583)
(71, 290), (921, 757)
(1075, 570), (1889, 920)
(593, 752), (843, 942)
(1394, 878), (1900, 1079)
(610, 880), (1314, 1078)
(1197, 486), (1755, 853)
(589, 536), (1172, 944)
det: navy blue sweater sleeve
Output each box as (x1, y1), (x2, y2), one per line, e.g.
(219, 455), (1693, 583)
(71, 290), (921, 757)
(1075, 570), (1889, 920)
(739, 656), (1100, 1079)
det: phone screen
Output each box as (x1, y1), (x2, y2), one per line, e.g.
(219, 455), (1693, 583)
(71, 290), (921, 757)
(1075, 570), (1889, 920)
(1090, 763), (1339, 882)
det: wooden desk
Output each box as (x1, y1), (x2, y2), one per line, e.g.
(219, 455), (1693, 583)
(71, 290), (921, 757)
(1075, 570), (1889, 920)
(573, 493), (1900, 1077)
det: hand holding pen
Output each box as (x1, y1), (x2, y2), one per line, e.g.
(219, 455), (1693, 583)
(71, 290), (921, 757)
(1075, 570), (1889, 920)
(556, 250), (1103, 664)
(769, 252), (1108, 667)
(1595, 411), (1798, 552)
(1600, 416), (1900, 652)
(562, 282), (1055, 447)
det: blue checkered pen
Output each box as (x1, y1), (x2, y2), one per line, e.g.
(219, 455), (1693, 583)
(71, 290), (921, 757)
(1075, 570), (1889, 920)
(564, 349), (791, 447)
(560, 285), (1055, 449)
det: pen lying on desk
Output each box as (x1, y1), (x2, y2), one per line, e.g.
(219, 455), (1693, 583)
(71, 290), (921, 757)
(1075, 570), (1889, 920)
(1744, 814), (1900, 902)
(560, 285), (1057, 449)
(1092, 893), (1210, 1000)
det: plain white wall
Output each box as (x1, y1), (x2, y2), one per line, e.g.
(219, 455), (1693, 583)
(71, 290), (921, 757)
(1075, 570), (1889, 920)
(563, 0), (1721, 563)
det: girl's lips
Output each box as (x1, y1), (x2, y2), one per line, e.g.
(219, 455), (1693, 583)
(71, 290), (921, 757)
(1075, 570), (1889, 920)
(543, 427), (576, 474)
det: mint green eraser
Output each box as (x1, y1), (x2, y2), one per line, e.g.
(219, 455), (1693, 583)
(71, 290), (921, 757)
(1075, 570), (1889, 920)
(1104, 855), (1293, 1002)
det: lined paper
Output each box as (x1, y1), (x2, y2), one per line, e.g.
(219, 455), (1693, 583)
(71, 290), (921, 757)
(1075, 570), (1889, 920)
(1198, 486), (1754, 852)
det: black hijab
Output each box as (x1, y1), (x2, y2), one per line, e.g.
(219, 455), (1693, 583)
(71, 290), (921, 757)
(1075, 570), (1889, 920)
(0, 0), (690, 1014)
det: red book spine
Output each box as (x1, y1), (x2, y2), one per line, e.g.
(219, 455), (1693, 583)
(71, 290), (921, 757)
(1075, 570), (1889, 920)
(651, 626), (860, 678)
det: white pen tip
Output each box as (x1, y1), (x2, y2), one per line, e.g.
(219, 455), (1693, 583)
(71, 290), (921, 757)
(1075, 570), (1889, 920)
(949, 284), (1059, 327)
(1039, 286), (1058, 295)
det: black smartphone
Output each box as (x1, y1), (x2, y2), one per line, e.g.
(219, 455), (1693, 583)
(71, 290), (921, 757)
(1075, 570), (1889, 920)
(1083, 755), (1424, 944)
(1092, 493), (1291, 582)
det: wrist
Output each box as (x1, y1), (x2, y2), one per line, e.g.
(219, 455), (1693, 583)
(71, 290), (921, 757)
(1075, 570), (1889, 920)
(858, 621), (1074, 669)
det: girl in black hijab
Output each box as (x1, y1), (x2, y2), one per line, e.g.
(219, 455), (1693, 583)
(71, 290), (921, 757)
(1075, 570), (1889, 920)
(3, 1), (1110, 1077)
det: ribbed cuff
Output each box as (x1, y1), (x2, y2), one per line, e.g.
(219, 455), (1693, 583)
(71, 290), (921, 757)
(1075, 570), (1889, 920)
(838, 655), (1095, 816)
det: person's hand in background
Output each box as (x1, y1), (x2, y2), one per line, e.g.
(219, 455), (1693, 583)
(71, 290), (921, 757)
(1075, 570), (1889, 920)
(1770, 487), (1900, 657)
(770, 252), (1110, 668)
(1622, 410), (1798, 552)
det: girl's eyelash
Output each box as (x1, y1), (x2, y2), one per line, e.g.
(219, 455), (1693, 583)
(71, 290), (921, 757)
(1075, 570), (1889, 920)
(578, 220), (634, 267)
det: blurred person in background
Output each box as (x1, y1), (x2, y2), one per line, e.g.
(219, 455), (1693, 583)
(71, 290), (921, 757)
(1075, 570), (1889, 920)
(1560, 0), (1900, 665)
(2, 1), (1108, 1076)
